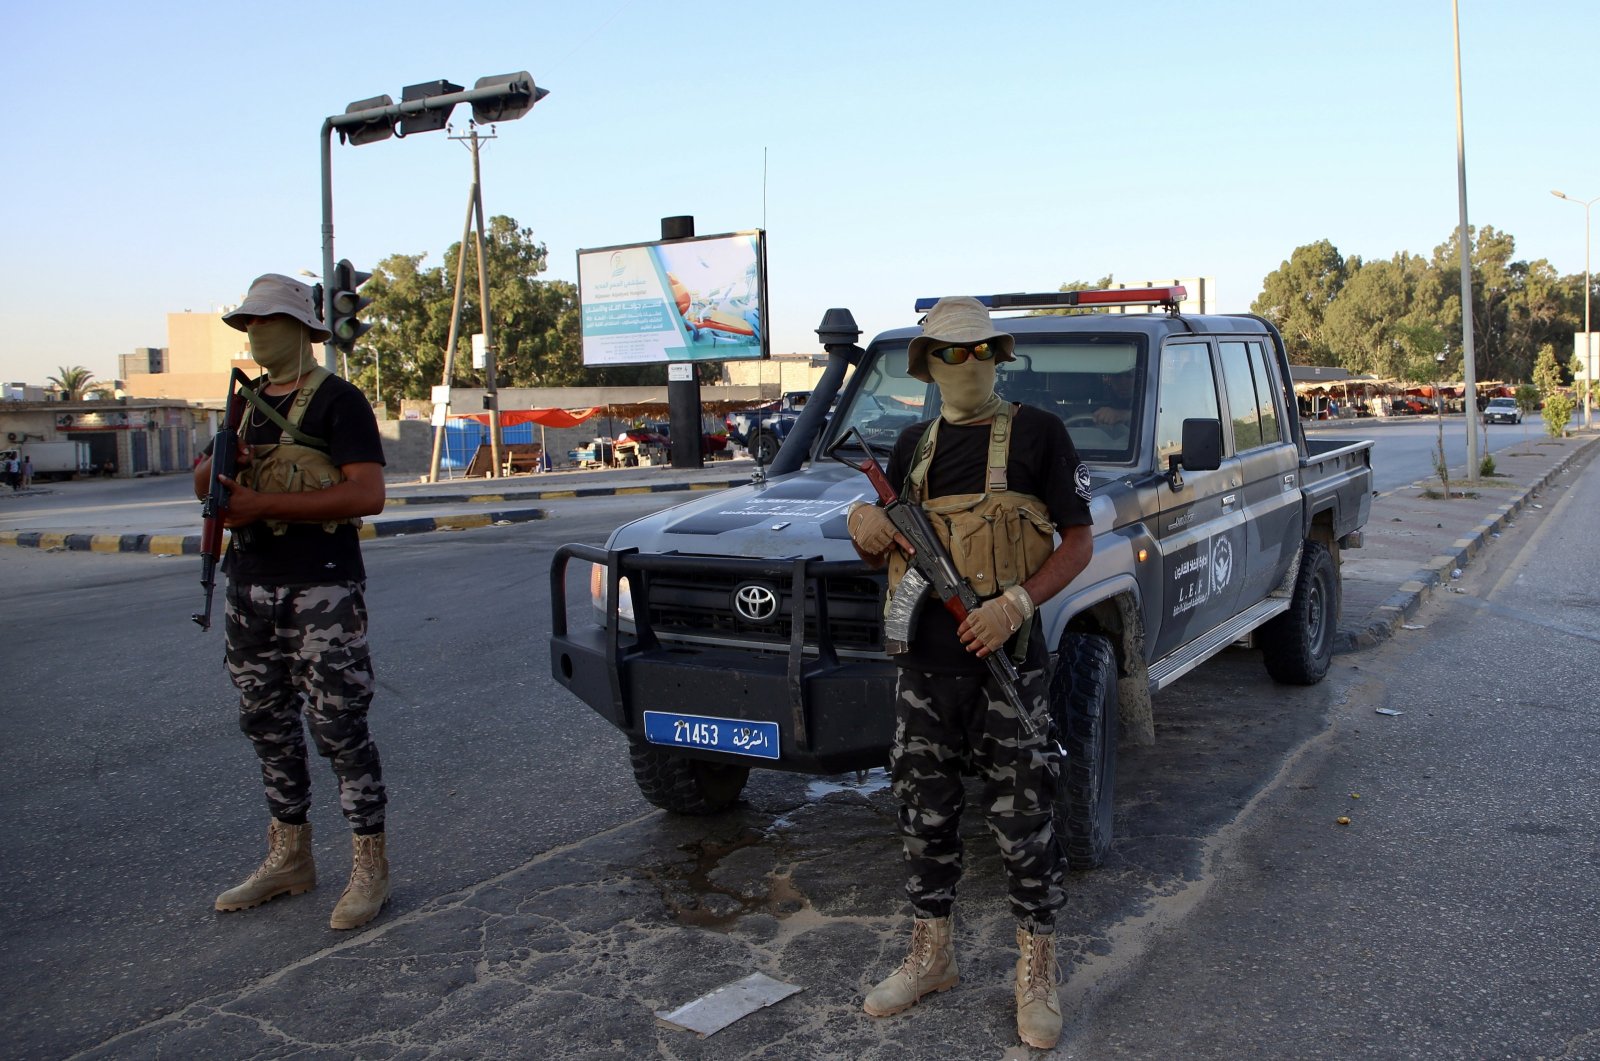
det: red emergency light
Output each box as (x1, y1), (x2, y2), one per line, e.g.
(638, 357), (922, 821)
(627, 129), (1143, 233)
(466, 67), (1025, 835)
(913, 286), (1188, 314)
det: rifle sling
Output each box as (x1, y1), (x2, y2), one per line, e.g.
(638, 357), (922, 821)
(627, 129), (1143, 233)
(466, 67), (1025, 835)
(239, 369), (330, 449)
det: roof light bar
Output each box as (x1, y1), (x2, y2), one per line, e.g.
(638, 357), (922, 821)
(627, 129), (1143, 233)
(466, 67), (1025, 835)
(913, 286), (1188, 313)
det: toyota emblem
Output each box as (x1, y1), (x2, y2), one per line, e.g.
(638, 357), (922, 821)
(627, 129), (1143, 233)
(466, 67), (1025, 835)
(733, 582), (780, 624)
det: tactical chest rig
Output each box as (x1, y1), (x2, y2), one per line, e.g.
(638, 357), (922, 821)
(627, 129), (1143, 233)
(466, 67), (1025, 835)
(235, 368), (359, 537)
(884, 407), (1057, 658)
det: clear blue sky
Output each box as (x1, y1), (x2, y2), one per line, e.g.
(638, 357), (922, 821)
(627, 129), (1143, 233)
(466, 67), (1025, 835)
(2, 1), (1596, 386)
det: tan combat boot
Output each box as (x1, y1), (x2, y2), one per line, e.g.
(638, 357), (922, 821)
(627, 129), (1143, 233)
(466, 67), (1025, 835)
(863, 915), (958, 1017)
(329, 832), (389, 930)
(215, 820), (316, 912)
(1015, 923), (1063, 1049)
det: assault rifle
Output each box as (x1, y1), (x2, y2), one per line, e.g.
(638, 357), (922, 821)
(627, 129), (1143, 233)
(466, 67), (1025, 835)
(192, 368), (254, 630)
(829, 426), (1041, 741)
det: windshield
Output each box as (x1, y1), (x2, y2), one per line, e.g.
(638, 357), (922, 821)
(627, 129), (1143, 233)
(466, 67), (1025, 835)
(825, 337), (1145, 464)
(1487, 398), (1515, 407)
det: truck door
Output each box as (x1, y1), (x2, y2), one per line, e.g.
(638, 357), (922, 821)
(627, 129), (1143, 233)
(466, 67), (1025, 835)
(1218, 339), (1301, 603)
(1152, 340), (1245, 659)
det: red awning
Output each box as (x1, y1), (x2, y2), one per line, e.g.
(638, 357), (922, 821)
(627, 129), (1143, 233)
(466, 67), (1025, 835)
(449, 407), (601, 429)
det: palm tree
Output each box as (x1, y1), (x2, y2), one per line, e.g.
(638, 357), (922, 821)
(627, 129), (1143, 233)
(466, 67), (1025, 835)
(47, 365), (96, 401)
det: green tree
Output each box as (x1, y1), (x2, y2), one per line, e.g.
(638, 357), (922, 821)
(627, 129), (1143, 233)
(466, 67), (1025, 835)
(1322, 254), (1429, 376)
(1251, 240), (1348, 365)
(47, 365), (97, 400)
(1532, 343), (1566, 397)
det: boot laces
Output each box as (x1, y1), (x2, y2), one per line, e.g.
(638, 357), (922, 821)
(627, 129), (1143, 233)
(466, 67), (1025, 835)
(899, 918), (936, 977)
(1021, 933), (1057, 1002)
(348, 836), (382, 890)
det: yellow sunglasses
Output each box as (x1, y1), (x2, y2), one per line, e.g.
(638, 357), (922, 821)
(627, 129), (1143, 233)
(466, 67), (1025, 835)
(931, 342), (996, 366)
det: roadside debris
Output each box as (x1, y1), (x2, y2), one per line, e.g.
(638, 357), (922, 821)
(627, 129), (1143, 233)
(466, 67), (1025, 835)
(656, 972), (803, 1037)
(1336, 817), (1352, 826)
(1375, 708), (1403, 717)
(1401, 623), (1426, 630)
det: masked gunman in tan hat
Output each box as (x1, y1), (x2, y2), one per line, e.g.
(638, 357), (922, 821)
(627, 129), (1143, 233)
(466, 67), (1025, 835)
(846, 296), (1094, 1049)
(192, 273), (391, 930)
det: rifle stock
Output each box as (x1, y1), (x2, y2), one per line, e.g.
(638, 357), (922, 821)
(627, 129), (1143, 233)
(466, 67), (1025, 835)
(192, 369), (253, 630)
(828, 428), (1040, 739)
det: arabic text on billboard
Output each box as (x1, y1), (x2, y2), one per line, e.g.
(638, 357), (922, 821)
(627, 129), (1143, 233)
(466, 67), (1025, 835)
(577, 231), (766, 366)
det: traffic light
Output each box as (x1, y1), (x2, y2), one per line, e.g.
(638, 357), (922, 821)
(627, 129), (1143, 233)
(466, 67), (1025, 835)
(329, 259), (374, 354)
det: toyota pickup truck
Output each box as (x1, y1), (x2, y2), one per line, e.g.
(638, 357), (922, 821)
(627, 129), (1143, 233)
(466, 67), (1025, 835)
(551, 286), (1374, 867)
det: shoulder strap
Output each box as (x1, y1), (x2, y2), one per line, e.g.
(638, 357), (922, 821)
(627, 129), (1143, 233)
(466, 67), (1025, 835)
(240, 368), (330, 449)
(906, 418), (941, 501)
(986, 407), (1014, 493)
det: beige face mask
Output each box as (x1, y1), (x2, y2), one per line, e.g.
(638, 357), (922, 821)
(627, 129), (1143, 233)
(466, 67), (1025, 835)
(246, 317), (313, 384)
(928, 356), (1004, 425)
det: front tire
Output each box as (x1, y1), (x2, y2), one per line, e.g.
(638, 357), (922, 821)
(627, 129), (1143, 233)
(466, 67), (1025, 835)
(1259, 540), (1338, 685)
(1049, 633), (1118, 870)
(628, 742), (750, 815)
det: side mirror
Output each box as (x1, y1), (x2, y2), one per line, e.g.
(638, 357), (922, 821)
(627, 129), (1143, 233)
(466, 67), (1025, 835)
(1166, 417), (1223, 490)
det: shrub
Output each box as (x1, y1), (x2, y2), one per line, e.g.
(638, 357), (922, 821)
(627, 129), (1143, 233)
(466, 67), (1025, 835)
(1542, 393), (1576, 437)
(1479, 453), (1496, 478)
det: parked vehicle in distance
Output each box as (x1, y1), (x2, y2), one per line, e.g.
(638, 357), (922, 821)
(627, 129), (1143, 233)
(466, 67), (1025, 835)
(1483, 397), (1521, 425)
(0, 441), (92, 481)
(550, 285), (1374, 871)
(724, 391), (815, 464)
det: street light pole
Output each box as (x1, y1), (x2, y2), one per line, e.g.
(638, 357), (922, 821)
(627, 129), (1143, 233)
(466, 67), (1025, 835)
(1552, 189), (1596, 429)
(1451, 0), (1481, 475)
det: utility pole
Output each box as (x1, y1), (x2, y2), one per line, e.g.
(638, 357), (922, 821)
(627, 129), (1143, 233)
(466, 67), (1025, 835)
(426, 125), (502, 482)
(1451, 0), (1481, 475)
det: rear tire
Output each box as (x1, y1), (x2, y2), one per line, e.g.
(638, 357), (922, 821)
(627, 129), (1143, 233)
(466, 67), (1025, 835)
(752, 431), (780, 465)
(628, 742), (750, 815)
(1259, 540), (1338, 685)
(1049, 633), (1118, 870)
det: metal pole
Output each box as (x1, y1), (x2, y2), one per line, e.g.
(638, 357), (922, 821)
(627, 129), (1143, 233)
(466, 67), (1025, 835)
(470, 128), (503, 479)
(1451, 0), (1480, 474)
(427, 185), (480, 483)
(319, 121), (338, 374)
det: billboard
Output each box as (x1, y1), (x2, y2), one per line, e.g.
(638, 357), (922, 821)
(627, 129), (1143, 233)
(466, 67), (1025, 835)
(577, 230), (767, 366)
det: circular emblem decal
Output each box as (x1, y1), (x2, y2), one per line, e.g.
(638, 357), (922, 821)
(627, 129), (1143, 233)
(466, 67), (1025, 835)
(733, 582), (780, 624)
(1074, 462), (1093, 501)
(1211, 537), (1234, 595)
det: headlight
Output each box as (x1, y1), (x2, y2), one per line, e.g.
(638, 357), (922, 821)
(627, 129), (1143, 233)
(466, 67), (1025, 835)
(589, 563), (634, 623)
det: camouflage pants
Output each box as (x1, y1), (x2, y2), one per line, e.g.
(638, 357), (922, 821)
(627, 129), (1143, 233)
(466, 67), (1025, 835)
(224, 581), (385, 832)
(889, 665), (1062, 927)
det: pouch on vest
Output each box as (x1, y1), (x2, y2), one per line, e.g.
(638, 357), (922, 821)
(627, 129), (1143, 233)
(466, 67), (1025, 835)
(235, 368), (361, 536)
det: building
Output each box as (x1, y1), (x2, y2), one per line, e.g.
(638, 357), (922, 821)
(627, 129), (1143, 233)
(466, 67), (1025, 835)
(120, 311), (254, 404)
(0, 397), (211, 477)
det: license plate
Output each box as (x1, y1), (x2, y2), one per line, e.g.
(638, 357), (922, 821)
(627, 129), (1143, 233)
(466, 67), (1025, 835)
(642, 710), (780, 760)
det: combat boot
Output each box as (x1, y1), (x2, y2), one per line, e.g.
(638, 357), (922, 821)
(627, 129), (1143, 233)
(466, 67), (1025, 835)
(215, 820), (316, 912)
(329, 832), (389, 930)
(863, 915), (958, 1017)
(1015, 922), (1063, 1049)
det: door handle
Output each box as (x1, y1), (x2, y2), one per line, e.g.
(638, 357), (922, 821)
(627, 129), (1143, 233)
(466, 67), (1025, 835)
(1222, 493), (1237, 506)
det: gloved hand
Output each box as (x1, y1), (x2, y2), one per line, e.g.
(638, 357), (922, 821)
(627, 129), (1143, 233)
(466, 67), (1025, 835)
(847, 502), (897, 555)
(958, 587), (1032, 656)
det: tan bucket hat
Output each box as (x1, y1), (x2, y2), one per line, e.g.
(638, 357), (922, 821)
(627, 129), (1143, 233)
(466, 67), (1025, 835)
(222, 273), (332, 343)
(906, 296), (1015, 382)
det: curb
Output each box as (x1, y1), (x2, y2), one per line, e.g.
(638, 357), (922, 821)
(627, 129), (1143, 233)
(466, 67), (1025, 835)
(1334, 434), (1599, 654)
(0, 508), (548, 555)
(385, 476), (752, 506)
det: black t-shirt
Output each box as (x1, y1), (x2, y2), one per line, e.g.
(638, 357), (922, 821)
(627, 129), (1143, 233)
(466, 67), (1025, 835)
(885, 404), (1093, 674)
(219, 374), (385, 586)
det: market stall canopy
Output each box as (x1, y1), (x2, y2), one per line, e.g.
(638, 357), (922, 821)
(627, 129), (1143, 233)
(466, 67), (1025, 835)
(449, 408), (600, 428)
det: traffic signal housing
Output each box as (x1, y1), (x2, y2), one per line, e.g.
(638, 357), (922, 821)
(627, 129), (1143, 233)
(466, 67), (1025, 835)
(329, 260), (374, 354)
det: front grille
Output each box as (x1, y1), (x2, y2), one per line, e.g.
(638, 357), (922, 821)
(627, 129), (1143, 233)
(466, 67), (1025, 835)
(642, 569), (885, 652)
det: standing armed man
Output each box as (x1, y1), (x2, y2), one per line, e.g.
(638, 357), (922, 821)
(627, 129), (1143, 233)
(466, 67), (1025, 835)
(847, 296), (1094, 1049)
(193, 273), (391, 930)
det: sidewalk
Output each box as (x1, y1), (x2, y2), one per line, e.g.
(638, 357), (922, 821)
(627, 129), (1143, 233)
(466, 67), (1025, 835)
(1336, 428), (1597, 651)
(2, 434), (1595, 655)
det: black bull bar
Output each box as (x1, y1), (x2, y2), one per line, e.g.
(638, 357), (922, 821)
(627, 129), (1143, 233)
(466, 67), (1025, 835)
(548, 544), (897, 773)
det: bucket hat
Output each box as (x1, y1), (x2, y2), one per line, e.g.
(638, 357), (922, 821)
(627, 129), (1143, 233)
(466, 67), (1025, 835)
(222, 273), (332, 343)
(906, 296), (1015, 382)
